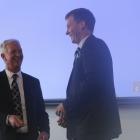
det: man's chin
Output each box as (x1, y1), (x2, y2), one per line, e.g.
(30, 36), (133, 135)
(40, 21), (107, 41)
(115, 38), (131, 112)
(72, 40), (77, 44)
(13, 64), (21, 71)
(7, 67), (21, 73)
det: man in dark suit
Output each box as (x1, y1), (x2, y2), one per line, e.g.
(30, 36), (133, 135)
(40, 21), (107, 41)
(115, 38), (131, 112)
(56, 8), (122, 140)
(0, 39), (50, 140)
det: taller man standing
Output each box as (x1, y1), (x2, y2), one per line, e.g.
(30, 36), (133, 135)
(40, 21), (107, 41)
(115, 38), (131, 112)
(56, 8), (121, 140)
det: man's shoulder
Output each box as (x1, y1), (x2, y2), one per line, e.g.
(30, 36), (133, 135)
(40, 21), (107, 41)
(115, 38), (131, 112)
(87, 35), (110, 53)
(21, 72), (39, 82)
(87, 35), (107, 47)
(0, 70), (6, 78)
(82, 35), (108, 52)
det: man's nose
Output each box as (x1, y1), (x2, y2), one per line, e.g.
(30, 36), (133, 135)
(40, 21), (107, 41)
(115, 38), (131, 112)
(15, 52), (22, 57)
(15, 52), (20, 56)
(66, 30), (69, 35)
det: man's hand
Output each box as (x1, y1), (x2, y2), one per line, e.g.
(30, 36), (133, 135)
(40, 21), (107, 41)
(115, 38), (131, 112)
(56, 103), (67, 128)
(56, 103), (65, 118)
(37, 131), (49, 140)
(57, 117), (67, 128)
(8, 115), (24, 128)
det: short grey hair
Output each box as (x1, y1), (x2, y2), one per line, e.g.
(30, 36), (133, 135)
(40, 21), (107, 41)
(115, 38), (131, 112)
(0, 39), (21, 54)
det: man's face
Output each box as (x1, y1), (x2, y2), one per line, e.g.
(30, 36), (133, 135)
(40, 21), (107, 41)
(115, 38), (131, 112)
(1, 43), (23, 72)
(66, 16), (83, 44)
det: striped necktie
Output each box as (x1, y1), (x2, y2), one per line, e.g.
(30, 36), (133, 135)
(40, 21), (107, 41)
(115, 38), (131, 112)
(11, 74), (23, 120)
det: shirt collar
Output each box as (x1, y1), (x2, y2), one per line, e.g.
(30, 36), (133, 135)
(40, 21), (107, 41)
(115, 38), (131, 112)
(78, 35), (89, 49)
(5, 69), (22, 79)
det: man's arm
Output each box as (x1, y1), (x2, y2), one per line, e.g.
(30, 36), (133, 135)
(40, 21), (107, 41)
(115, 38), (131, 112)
(62, 49), (97, 118)
(56, 103), (67, 128)
(34, 79), (50, 139)
(0, 113), (9, 131)
(63, 40), (112, 119)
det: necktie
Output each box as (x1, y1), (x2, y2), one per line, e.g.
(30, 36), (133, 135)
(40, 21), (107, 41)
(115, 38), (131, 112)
(11, 74), (23, 120)
(74, 47), (81, 59)
(74, 47), (81, 65)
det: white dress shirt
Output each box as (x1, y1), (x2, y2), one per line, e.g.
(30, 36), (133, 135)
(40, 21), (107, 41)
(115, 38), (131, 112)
(78, 35), (89, 49)
(5, 69), (28, 133)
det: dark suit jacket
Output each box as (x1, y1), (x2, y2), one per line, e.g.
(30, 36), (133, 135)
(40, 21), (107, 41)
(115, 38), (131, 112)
(63, 35), (122, 139)
(0, 70), (50, 140)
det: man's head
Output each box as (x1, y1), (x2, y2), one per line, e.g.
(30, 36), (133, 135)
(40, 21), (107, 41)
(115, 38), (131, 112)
(65, 8), (95, 44)
(0, 39), (23, 73)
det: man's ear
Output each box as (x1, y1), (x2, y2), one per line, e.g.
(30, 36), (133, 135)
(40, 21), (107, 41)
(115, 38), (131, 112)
(80, 21), (86, 30)
(1, 53), (6, 61)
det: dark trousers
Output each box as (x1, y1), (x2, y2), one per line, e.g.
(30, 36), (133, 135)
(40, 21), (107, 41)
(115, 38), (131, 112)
(16, 131), (38, 140)
(68, 138), (111, 140)
(0, 131), (38, 140)
(68, 139), (111, 140)
(68, 134), (112, 140)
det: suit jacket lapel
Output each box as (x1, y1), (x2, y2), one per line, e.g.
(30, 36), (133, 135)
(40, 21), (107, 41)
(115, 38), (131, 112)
(0, 70), (11, 94)
(21, 73), (31, 119)
(0, 70), (14, 113)
(22, 73), (29, 100)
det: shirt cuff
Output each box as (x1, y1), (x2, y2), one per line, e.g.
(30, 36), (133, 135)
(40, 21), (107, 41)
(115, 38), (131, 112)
(6, 115), (10, 125)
